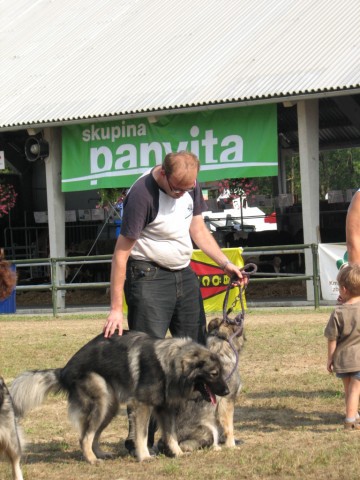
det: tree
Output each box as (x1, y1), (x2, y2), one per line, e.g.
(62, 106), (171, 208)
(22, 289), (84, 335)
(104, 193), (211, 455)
(285, 147), (360, 201)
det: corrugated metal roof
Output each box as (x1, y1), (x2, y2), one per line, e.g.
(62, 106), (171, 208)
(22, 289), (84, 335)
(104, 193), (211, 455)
(0, 0), (360, 129)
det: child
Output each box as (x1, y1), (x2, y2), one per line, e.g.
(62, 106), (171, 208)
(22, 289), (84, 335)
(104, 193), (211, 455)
(325, 263), (360, 430)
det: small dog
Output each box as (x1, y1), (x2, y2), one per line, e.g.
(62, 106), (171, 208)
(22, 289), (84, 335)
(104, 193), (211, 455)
(10, 330), (229, 463)
(159, 317), (244, 453)
(0, 376), (24, 480)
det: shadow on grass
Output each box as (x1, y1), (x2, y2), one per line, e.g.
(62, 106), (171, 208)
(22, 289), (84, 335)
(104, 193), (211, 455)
(236, 405), (343, 432)
(247, 389), (342, 400)
(235, 388), (344, 433)
(22, 440), (132, 465)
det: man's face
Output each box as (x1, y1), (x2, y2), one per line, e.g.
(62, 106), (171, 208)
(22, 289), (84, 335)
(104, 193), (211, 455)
(165, 171), (197, 198)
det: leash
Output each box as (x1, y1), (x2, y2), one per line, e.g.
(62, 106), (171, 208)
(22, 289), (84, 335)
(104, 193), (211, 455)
(222, 263), (257, 381)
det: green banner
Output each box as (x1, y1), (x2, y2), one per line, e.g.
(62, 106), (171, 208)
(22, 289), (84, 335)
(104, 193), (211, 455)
(61, 105), (277, 192)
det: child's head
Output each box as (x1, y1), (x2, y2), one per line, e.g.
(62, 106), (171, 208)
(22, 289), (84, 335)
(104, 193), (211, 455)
(337, 263), (360, 297)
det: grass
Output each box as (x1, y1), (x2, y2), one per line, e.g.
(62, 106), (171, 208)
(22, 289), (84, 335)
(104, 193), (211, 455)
(1, 308), (360, 479)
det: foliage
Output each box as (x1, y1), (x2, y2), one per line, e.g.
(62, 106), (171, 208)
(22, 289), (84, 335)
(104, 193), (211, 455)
(286, 148), (360, 201)
(0, 182), (17, 217)
(250, 176), (275, 197)
(96, 188), (127, 210)
(319, 149), (360, 198)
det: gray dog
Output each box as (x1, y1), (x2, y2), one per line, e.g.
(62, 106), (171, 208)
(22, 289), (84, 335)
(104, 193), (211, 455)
(158, 317), (243, 453)
(10, 330), (229, 463)
(0, 376), (24, 480)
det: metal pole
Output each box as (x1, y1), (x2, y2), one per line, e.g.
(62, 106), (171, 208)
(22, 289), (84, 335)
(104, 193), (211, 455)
(51, 258), (58, 317)
(311, 243), (320, 309)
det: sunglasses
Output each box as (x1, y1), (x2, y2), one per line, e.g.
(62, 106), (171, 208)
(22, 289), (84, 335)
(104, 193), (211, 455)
(166, 175), (196, 194)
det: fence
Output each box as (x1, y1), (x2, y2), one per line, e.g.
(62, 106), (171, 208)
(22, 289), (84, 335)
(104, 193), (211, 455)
(10, 243), (320, 316)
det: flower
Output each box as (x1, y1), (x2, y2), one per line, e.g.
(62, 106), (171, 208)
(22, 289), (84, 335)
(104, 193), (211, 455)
(0, 183), (17, 218)
(217, 178), (258, 205)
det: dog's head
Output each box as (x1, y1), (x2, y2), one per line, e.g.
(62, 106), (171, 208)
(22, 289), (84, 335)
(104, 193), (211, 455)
(207, 317), (245, 351)
(180, 345), (229, 404)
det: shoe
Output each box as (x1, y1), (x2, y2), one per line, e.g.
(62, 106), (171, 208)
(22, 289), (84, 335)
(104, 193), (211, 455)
(344, 421), (360, 431)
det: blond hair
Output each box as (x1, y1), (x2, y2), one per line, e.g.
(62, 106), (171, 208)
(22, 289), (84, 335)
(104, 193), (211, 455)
(337, 263), (360, 296)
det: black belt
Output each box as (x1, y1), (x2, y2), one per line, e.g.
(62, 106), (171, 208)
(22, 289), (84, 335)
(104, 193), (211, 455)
(128, 257), (186, 272)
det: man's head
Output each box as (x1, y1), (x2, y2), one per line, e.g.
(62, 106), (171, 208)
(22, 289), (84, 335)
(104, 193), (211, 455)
(161, 151), (200, 197)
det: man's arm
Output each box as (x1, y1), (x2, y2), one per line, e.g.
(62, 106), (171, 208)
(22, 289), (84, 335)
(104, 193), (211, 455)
(189, 215), (247, 283)
(346, 191), (360, 265)
(103, 234), (136, 337)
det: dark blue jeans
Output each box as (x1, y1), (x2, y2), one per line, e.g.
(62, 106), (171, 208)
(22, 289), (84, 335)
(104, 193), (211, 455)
(124, 258), (206, 344)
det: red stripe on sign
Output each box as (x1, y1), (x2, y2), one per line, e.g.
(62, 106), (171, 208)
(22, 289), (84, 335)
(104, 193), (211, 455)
(190, 260), (230, 300)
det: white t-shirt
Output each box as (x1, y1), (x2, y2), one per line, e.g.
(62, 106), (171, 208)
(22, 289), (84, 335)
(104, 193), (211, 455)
(121, 168), (207, 270)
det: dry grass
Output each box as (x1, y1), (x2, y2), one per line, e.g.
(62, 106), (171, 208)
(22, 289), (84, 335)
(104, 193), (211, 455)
(1, 308), (360, 479)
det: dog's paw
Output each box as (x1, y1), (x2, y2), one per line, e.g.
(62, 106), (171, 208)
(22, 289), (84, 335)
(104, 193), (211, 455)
(86, 457), (104, 465)
(224, 438), (244, 449)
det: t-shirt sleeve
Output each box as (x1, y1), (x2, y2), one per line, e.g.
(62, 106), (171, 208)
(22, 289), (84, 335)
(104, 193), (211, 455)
(324, 310), (340, 340)
(192, 182), (208, 216)
(120, 176), (158, 239)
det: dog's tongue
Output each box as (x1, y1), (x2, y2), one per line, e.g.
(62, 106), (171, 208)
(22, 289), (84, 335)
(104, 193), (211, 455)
(205, 384), (217, 405)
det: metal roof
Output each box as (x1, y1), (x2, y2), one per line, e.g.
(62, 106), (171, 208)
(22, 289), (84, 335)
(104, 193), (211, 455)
(1, 0), (360, 129)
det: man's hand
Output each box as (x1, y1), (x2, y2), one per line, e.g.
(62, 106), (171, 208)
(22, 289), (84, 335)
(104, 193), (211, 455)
(224, 262), (249, 286)
(103, 310), (124, 338)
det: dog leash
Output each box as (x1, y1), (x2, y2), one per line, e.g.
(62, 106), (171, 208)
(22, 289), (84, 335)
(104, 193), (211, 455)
(222, 263), (257, 381)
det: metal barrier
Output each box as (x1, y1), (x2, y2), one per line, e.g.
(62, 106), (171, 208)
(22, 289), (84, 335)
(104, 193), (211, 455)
(11, 243), (320, 316)
(242, 243), (320, 308)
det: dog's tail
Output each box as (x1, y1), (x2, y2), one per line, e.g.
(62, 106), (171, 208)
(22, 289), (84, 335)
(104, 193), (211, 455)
(10, 369), (63, 418)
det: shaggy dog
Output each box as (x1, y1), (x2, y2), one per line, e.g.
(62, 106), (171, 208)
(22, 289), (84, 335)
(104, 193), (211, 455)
(159, 317), (244, 453)
(10, 330), (229, 463)
(0, 376), (24, 480)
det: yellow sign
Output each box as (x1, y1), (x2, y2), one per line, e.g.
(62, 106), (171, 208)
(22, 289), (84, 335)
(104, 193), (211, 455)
(191, 247), (245, 313)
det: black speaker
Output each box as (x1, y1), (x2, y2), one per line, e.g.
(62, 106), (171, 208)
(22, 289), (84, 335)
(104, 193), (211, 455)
(25, 136), (49, 162)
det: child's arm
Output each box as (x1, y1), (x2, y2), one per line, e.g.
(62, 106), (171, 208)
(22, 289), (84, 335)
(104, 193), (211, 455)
(327, 339), (337, 373)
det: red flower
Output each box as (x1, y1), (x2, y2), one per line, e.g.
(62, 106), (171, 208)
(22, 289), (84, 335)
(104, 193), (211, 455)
(0, 183), (17, 217)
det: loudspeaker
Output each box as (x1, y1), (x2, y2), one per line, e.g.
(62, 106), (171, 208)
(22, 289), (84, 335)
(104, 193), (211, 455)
(25, 136), (49, 162)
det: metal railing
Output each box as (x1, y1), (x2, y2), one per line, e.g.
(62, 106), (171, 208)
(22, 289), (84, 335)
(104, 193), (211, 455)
(242, 243), (320, 308)
(11, 243), (320, 316)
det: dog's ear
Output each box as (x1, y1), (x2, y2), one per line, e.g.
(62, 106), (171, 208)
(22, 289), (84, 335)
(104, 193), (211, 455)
(207, 317), (222, 333)
(181, 351), (201, 376)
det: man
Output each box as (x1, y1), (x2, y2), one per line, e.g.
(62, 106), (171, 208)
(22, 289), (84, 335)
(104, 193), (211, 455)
(103, 151), (246, 341)
(346, 190), (360, 265)
(103, 151), (247, 455)
(338, 189), (360, 305)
